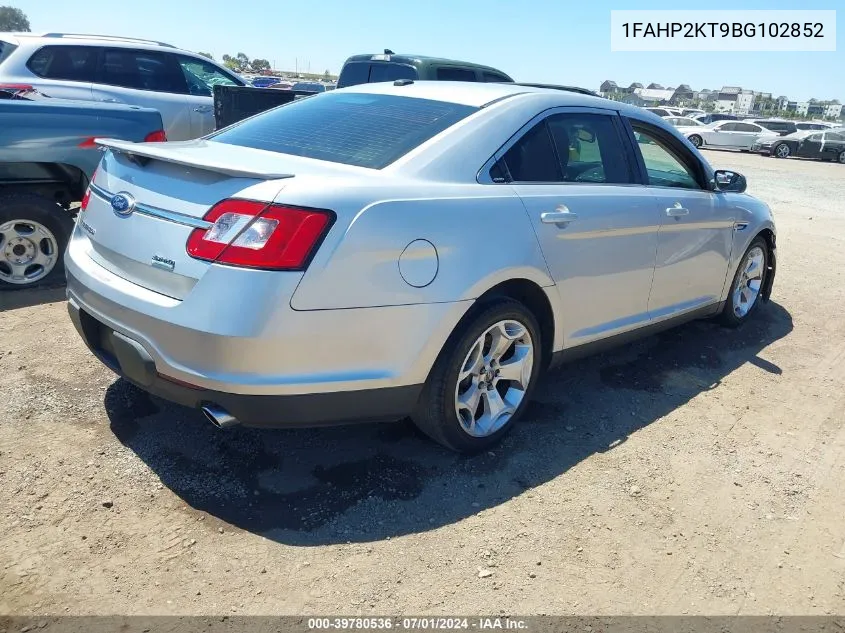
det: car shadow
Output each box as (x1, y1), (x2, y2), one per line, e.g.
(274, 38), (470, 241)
(0, 282), (66, 312)
(105, 302), (793, 546)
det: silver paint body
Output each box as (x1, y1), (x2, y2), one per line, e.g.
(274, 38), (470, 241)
(64, 81), (776, 398)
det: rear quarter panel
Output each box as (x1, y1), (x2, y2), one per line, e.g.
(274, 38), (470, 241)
(287, 181), (554, 310)
(0, 102), (163, 178)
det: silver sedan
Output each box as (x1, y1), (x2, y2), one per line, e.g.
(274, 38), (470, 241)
(65, 82), (777, 452)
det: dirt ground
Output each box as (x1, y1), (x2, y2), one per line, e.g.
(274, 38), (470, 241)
(1, 151), (844, 617)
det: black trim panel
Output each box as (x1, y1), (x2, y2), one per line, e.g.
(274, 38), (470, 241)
(549, 302), (722, 368)
(68, 303), (422, 427)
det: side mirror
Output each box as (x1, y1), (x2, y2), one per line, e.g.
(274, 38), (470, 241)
(713, 169), (747, 193)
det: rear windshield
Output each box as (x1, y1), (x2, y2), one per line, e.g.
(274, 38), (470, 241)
(0, 40), (18, 65)
(210, 92), (477, 169)
(337, 61), (418, 88)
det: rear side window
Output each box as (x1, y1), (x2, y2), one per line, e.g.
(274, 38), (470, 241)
(27, 45), (98, 81)
(0, 40), (18, 65)
(337, 62), (417, 88)
(210, 92), (477, 169)
(482, 72), (510, 83)
(436, 67), (477, 82)
(99, 48), (188, 93)
(500, 113), (632, 184)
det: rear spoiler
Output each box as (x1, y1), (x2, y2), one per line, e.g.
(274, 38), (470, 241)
(94, 138), (295, 180)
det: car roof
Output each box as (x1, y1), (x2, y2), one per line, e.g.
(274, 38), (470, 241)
(342, 52), (507, 72)
(337, 80), (617, 110)
(1, 32), (190, 53)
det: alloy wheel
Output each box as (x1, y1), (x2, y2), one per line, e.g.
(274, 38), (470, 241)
(454, 319), (535, 438)
(733, 246), (766, 318)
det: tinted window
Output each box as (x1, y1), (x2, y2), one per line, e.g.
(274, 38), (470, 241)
(99, 49), (187, 93)
(368, 62), (417, 84)
(177, 55), (240, 96)
(336, 62), (370, 88)
(825, 132), (844, 141)
(735, 122), (762, 132)
(210, 92), (477, 169)
(27, 45), (98, 82)
(291, 82), (326, 92)
(0, 40), (17, 65)
(436, 67), (477, 82)
(500, 113), (631, 184)
(500, 121), (560, 182)
(807, 133), (823, 141)
(632, 124), (701, 190)
(482, 72), (510, 83)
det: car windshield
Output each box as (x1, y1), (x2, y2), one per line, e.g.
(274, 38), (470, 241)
(210, 91), (478, 169)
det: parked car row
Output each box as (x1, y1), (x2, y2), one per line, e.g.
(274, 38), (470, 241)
(657, 112), (845, 163)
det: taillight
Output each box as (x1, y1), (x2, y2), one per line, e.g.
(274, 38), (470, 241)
(80, 188), (92, 212)
(0, 83), (33, 92)
(144, 130), (167, 143)
(186, 199), (333, 270)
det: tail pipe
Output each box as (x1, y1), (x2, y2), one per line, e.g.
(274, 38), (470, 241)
(201, 404), (240, 429)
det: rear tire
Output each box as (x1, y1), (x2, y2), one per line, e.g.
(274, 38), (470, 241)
(719, 237), (769, 328)
(838, 150), (845, 164)
(412, 298), (543, 453)
(0, 193), (74, 290)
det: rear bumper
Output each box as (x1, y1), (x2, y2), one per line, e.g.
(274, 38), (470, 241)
(64, 228), (473, 425)
(67, 298), (423, 427)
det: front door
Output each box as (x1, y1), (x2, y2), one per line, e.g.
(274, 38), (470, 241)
(628, 121), (734, 319)
(495, 108), (661, 346)
(796, 132), (824, 158)
(174, 55), (242, 138)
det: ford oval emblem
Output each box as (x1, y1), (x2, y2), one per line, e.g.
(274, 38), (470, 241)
(110, 192), (135, 217)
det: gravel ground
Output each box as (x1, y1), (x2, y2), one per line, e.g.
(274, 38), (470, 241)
(1, 151), (844, 616)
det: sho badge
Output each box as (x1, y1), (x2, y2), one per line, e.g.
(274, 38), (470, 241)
(150, 254), (175, 272)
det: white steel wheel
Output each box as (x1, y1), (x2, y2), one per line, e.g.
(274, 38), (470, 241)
(454, 319), (534, 438)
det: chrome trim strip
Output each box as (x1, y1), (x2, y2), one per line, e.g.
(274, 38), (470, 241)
(89, 183), (213, 230)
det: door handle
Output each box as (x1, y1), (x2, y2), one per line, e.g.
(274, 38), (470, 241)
(101, 98), (121, 103)
(665, 202), (689, 217)
(193, 105), (212, 113)
(540, 205), (578, 227)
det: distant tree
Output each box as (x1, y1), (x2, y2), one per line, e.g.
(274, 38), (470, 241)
(322, 70), (331, 81)
(235, 52), (249, 70)
(197, 51), (214, 60)
(250, 58), (270, 72)
(221, 54), (239, 71)
(0, 5), (30, 31)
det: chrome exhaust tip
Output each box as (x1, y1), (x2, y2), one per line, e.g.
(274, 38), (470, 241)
(201, 404), (239, 429)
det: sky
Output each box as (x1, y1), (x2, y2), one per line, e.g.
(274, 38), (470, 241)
(10, 0), (844, 101)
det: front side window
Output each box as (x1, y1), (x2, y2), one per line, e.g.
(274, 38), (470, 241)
(27, 45), (98, 82)
(717, 122), (739, 132)
(498, 112), (632, 184)
(176, 55), (240, 96)
(735, 122), (762, 133)
(99, 48), (187, 93)
(807, 133), (823, 141)
(210, 92), (477, 169)
(631, 124), (701, 190)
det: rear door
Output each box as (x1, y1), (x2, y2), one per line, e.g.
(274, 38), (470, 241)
(22, 44), (97, 101)
(91, 48), (192, 140)
(627, 119), (734, 318)
(497, 108), (661, 346)
(796, 132), (824, 158)
(174, 54), (242, 138)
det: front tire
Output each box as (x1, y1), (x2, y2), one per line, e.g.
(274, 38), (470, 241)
(412, 298), (543, 453)
(0, 193), (74, 289)
(773, 143), (791, 159)
(720, 237), (769, 328)
(689, 135), (703, 148)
